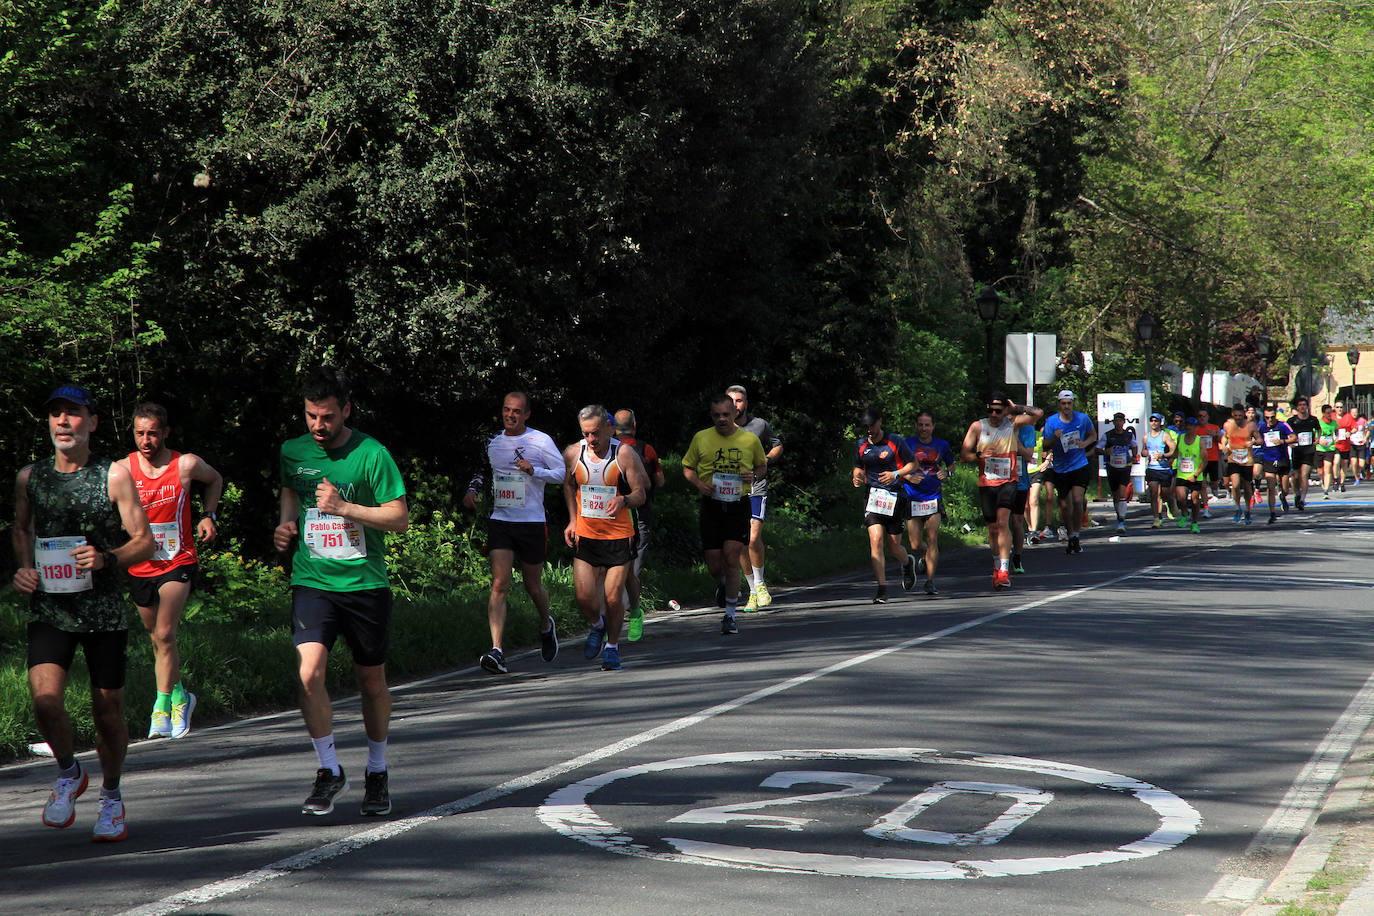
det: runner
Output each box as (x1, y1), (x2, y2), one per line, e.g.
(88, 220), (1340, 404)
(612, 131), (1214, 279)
(852, 406), (916, 603)
(1026, 432), (1057, 543)
(463, 392), (565, 675)
(275, 367), (408, 817)
(118, 402), (224, 740)
(1042, 390), (1096, 555)
(1195, 407), (1224, 515)
(1256, 403), (1295, 524)
(959, 393), (1044, 590)
(1353, 411), (1370, 482)
(900, 410), (955, 595)
(1142, 413), (1176, 528)
(1220, 403), (1259, 523)
(726, 385), (783, 612)
(1100, 412), (1140, 532)
(563, 405), (650, 667)
(612, 408), (664, 639)
(1010, 417), (1039, 573)
(1287, 396), (1319, 511)
(13, 384), (156, 842)
(1335, 400), (1356, 491)
(1171, 417), (1206, 533)
(683, 395), (766, 628)
(1317, 404), (1339, 498)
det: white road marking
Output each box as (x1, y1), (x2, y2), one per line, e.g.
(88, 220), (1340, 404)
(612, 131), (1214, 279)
(1199, 664), (1374, 907)
(117, 567), (1155, 915)
(537, 748), (1202, 879)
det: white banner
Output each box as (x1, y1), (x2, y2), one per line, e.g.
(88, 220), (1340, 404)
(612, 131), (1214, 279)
(1096, 392), (1149, 478)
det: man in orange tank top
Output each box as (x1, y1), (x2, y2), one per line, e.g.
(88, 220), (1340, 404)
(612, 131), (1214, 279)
(562, 406), (649, 672)
(118, 402), (224, 739)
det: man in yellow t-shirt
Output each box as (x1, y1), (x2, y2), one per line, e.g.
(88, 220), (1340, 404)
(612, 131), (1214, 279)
(682, 394), (767, 635)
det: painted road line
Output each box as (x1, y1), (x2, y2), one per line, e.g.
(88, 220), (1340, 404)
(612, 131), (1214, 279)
(117, 565), (1159, 916)
(1199, 664), (1374, 909)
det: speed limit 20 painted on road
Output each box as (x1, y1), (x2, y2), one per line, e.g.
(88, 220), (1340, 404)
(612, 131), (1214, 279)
(538, 748), (1201, 880)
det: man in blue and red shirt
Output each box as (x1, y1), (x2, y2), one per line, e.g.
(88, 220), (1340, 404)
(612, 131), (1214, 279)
(901, 411), (955, 596)
(852, 406), (916, 604)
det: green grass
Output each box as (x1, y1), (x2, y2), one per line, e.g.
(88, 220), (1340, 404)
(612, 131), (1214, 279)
(1, 464), (989, 762)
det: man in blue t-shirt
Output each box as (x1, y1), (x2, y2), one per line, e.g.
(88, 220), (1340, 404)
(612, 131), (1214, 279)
(1256, 403), (1295, 524)
(1042, 389), (1097, 555)
(900, 410), (955, 595)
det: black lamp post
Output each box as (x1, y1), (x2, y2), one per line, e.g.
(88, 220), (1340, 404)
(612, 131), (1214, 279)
(1348, 346), (1360, 403)
(976, 284), (1001, 398)
(1256, 334), (1272, 405)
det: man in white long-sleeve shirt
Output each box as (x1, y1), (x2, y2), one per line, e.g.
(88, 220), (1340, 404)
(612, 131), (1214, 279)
(463, 392), (566, 674)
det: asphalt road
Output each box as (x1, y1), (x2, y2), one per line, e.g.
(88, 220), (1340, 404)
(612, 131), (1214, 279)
(4, 492), (1374, 916)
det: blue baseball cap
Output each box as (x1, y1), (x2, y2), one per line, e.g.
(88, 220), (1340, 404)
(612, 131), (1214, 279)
(45, 384), (95, 409)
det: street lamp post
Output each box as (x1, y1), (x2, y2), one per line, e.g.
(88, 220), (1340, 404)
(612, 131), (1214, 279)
(976, 284), (1001, 399)
(1256, 334), (1272, 405)
(1348, 346), (1360, 406)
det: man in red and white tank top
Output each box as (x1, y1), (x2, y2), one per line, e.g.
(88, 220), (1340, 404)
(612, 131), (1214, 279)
(959, 392), (1043, 591)
(118, 402), (224, 739)
(562, 406), (649, 672)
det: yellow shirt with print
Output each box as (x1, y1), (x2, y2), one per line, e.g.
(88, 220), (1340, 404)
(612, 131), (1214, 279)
(683, 427), (766, 493)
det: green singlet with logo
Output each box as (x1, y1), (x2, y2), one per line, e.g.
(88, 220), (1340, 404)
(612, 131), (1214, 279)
(280, 431), (406, 592)
(27, 456), (130, 632)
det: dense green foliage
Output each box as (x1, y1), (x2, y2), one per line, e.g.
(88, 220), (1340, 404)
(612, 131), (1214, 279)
(4, 0), (1371, 545)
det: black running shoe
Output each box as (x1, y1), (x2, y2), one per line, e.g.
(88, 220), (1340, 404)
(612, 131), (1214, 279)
(361, 770), (391, 817)
(917, 555), (927, 577)
(540, 620), (559, 663)
(302, 767), (348, 816)
(923, 580), (938, 596)
(714, 583), (726, 608)
(721, 614), (738, 635)
(1070, 536), (1082, 554)
(479, 647), (508, 674)
(1011, 554), (1025, 574)
(873, 585), (888, 604)
(902, 554), (917, 591)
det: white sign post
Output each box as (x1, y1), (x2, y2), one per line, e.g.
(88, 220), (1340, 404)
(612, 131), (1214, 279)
(1005, 334), (1057, 405)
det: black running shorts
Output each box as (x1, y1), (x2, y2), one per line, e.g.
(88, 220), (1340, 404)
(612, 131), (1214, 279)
(127, 563), (197, 609)
(292, 585), (392, 667)
(27, 621), (128, 690)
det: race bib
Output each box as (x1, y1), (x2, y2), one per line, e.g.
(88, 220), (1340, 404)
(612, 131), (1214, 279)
(983, 456), (1012, 481)
(150, 521), (182, 562)
(1148, 450), (1163, 462)
(1354, 431), (1368, 446)
(1263, 430), (1280, 448)
(303, 508), (366, 560)
(579, 485), (617, 519)
(1338, 428), (1350, 441)
(1109, 448), (1129, 468)
(911, 497), (940, 517)
(1297, 431), (1313, 446)
(1320, 435), (1334, 447)
(36, 536), (92, 594)
(712, 473), (743, 503)
(1231, 448), (1251, 464)
(1180, 457), (1196, 475)
(1061, 430), (1081, 451)
(1200, 435), (1213, 451)
(866, 487), (898, 516)
(492, 473), (526, 508)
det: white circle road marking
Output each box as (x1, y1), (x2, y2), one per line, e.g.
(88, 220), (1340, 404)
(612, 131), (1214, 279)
(537, 748), (1202, 880)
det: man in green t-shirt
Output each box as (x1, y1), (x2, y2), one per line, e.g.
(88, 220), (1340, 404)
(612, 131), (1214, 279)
(274, 367), (408, 818)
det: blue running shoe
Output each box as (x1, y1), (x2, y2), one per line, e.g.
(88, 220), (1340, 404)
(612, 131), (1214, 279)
(600, 646), (621, 671)
(583, 625), (606, 659)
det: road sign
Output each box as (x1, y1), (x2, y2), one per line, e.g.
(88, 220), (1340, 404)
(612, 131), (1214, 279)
(1004, 334), (1057, 404)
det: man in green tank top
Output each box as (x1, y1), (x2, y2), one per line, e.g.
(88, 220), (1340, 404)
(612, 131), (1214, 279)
(274, 367), (408, 818)
(1172, 417), (1206, 534)
(12, 384), (155, 842)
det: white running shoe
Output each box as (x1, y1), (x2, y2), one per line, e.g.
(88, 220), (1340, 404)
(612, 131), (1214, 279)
(92, 795), (127, 842)
(171, 691), (196, 739)
(43, 768), (88, 828)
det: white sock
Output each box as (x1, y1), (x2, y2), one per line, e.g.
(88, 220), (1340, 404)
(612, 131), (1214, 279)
(1114, 498), (1125, 520)
(753, 566), (765, 587)
(312, 733), (340, 774)
(366, 738), (388, 774)
(605, 642), (618, 651)
(595, 615), (605, 630)
(744, 570), (757, 590)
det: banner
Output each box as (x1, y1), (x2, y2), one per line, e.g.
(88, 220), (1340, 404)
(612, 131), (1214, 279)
(1096, 392), (1148, 480)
